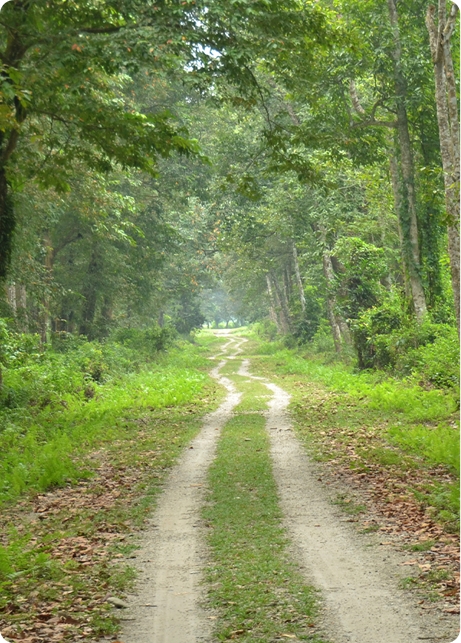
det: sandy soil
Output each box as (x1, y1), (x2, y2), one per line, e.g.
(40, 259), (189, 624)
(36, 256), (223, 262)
(118, 333), (459, 643)
(119, 334), (246, 643)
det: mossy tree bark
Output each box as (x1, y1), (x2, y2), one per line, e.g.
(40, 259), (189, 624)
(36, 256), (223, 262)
(426, 1), (460, 332)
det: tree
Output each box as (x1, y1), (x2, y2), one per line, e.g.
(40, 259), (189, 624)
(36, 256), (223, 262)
(426, 0), (460, 331)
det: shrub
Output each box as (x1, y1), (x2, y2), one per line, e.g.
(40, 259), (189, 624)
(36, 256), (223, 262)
(351, 300), (459, 388)
(310, 319), (336, 354)
(252, 319), (278, 341)
(112, 324), (177, 354)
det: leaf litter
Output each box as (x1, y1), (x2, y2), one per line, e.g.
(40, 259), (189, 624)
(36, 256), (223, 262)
(291, 382), (460, 615)
(0, 404), (211, 643)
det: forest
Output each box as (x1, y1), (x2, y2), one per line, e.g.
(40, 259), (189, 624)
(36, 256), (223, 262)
(0, 1), (459, 642)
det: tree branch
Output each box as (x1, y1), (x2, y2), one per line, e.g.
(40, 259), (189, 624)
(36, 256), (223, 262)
(444, 3), (459, 43)
(349, 80), (396, 128)
(349, 80), (366, 115)
(426, 4), (440, 62)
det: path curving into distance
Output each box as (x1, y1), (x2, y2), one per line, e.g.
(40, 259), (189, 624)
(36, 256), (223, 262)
(120, 332), (454, 643)
(120, 332), (246, 643)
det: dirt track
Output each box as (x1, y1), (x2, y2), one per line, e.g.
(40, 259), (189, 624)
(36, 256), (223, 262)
(120, 333), (245, 643)
(120, 331), (458, 643)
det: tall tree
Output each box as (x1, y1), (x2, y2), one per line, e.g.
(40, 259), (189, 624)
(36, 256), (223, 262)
(426, 0), (460, 331)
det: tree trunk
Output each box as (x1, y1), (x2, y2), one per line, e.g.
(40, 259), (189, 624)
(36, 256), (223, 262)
(272, 272), (291, 334)
(387, 0), (427, 321)
(40, 230), (53, 344)
(265, 273), (280, 330)
(0, 169), (15, 280)
(388, 150), (411, 299)
(322, 251), (342, 353)
(16, 284), (27, 331)
(292, 242), (306, 313)
(6, 282), (16, 315)
(79, 248), (101, 339)
(426, 1), (460, 331)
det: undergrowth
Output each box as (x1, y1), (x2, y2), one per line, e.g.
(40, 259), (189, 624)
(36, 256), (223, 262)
(0, 328), (218, 505)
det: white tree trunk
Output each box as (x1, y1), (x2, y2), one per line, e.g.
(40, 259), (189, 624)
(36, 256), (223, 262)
(292, 242), (306, 313)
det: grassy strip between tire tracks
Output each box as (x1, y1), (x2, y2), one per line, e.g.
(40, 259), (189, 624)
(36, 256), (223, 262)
(203, 381), (328, 642)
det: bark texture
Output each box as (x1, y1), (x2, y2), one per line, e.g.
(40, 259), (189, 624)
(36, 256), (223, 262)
(292, 242), (306, 313)
(266, 273), (280, 331)
(426, 1), (460, 331)
(322, 250), (342, 353)
(387, 0), (427, 321)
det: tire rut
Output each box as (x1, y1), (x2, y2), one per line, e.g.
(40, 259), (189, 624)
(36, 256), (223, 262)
(119, 334), (246, 643)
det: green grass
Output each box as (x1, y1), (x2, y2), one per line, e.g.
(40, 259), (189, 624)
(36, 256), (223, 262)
(245, 340), (459, 531)
(203, 358), (328, 643)
(251, 348), (458, 424)
(0, 343), (214, 505)
(405, 540), (435, 552)
(332, 493), (366, 515)
(387, 424), (459, 474)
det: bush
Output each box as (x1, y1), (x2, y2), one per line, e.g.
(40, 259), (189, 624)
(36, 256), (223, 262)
(351, 300), (459, 388)
(350, 300), (404, 369)
(310, 319), (336, 354)
(399, 327), (459, 388)
(112, 325), (177, 355)
(252, 319), (278, 341)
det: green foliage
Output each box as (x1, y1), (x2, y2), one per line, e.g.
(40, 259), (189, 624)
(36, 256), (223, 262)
(351, 302), (459, 387)
(0, 325), (212, 505)
(333, 238), (380, 315)
(252, 319), (279, 342)
(291, 285), (323, 343)
(112, 325), (177, 355)
(0, 533), (55, 585)
(310, 319), (336, 354)
(388, 424), (459, 475)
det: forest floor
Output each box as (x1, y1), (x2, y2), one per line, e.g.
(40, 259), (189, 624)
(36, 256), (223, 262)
(1, 331), (458, 643)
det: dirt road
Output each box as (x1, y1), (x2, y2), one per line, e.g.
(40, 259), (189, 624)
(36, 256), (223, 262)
(120, 332), (457, 643)
(121, 333), (246, 643)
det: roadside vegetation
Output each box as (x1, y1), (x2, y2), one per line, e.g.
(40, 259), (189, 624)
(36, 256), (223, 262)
(0, 328), (223, 642)
(241, 327), (459, 607)
(247, 325), (459, 529)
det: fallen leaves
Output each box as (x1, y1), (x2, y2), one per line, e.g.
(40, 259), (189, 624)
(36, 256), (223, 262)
(291, 382), (460, 612)
(0, 407), (207, 643)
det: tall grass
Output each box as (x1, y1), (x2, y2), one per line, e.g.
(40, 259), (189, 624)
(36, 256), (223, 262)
(254, 348), (458, 424)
